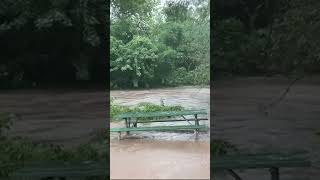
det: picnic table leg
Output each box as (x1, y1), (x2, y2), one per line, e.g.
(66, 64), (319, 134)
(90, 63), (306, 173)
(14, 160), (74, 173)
(195, 114), (199, 126)
(118, 132), (122, 140)
(227, 169), (243, 180)
(124, 118), (128, 128)
(194, 114), (199, 133)
(269, 167), (279, 180)
(193, 114), (200, 137)
(124, 118), (130, 136)
(181, 115), (192, 125)
(126, 118), (131, 135)
(194, 130), (199, 140)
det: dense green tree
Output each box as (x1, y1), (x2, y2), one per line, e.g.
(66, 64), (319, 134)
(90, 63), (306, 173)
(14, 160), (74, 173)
(0, 0), (107, 88)
(111, 0), (158, 19)
(163, 0), (190, 22)
(159, 22), (184, 50)
(269, 0), (320, 75)
(212, 0), (320, 77)
(111, 36), (158, 88)
(110, 0), (210, 88)
(1, 0), (210, 88)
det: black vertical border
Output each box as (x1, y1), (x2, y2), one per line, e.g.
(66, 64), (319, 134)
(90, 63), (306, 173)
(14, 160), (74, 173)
(210, 0), (214, 179)
(106, 0), (111, 178)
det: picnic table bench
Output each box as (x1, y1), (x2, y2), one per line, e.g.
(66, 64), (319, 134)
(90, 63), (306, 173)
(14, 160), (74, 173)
(212, 151), (310, 180)
(111, 110), (209, 139)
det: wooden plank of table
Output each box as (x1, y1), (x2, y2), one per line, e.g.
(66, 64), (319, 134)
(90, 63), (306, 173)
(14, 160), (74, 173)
(135, 118), (208, 123)
(110, 125), (209, 132)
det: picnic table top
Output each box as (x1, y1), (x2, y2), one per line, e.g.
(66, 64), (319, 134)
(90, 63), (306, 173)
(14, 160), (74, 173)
(114, 110), (207, 119)
(110, 125), (209, 132)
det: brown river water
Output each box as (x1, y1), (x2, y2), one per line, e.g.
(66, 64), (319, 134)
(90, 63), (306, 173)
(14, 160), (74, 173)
(110, 86), (210, 179)
(1, 77), (320, 179)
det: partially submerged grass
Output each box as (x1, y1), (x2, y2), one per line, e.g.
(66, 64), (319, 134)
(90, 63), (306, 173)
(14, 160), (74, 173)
(110, 99), (184, 121)
(0, 136), (108, 178)
(212, 139), (238, 156)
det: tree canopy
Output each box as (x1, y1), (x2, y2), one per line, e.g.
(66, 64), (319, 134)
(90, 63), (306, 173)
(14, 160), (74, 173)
(0, 0), (108, 88)
(212, 0), (320, 78)
(110, 0), (210, 88)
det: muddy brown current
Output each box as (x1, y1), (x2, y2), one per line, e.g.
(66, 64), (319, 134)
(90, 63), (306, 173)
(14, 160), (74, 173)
(1, 77), (320, 179)
(0, 89), (107, 147)
(110, 86), (210, 179)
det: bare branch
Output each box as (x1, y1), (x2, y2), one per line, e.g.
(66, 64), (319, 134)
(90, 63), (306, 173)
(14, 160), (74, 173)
(259, 75), (304, 115)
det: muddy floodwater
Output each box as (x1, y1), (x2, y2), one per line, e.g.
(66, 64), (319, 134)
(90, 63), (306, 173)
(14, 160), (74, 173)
(1, 77), (320, 179)
(110, 86), (210, 179)
(0, 89), (107, 147)
(111, 140), (210, 179)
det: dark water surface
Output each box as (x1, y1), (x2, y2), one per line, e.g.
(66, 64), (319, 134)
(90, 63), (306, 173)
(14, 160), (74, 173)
(212, 77), (320, 179)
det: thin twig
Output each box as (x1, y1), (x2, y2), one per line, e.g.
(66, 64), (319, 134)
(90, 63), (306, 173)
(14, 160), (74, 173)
(260, 75), (304, 115)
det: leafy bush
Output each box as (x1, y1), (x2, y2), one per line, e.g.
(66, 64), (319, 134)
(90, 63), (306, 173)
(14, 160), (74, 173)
(167, 67), (194, 85)
(190, 64), (210, 85)
(0, 112), (13, 136)
(110, 98), (132, 119)
(211, 139), (238, 156)
(135, 102), (184, 112)
(110, 36), (158, 88)
(0, 136), (108, 177)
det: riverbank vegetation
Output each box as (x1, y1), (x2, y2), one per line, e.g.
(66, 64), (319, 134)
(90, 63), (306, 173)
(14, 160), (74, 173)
(212, 139), (238, 156)
(0, 0), (210, 89)
(111, 99), (184, 121)
(110, 0), (209, 88)
(213, 0), (320, 79)
(0, 0), (107, 89)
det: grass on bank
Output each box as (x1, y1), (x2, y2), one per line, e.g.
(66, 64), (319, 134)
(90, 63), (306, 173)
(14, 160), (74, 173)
(110, 99), (184, 121)
(0, 113), (108, 178)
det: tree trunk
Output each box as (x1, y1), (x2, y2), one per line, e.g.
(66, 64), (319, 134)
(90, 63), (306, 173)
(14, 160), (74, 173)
(133, 79), (139, 88)
(161, 78), (165, 84)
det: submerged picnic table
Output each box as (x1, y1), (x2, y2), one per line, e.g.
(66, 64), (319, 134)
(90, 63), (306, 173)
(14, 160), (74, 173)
(110, 110), (209, 139)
